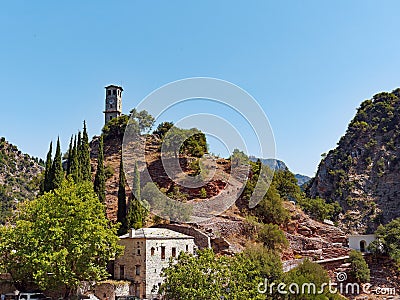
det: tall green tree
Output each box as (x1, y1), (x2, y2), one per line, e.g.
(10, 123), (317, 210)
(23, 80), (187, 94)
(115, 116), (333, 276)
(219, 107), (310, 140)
(81, 121), (92, 181)
(0, 180), (123, 297)
(77, 131), (82, 181)
(66, 136), (73, 176)
(69, 136), (79, 183)
(41, 142), (53, 193)
(127, 162), (147, 230)
(50, 137), (64, 190)
(117, 157), (127, 234)
(94, 135), (106, 203)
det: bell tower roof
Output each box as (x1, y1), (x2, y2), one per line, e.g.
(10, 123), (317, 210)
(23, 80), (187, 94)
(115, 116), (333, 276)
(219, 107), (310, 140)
(105, 85), (123, 91)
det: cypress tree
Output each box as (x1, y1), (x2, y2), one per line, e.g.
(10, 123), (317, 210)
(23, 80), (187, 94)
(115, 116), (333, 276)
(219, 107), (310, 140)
(69, 136), (79, 183)
(94, 135), (106, 203)
(81, 121), (92, 181)
(132, 162), (140, 202)
(77, 131), (82, 181)
(41, 142), (53, 193)
(117, 157), (127, 235)
(127, 162), (146, 229)
(66, 136), (73, 175)
(51, 137), (64, 190)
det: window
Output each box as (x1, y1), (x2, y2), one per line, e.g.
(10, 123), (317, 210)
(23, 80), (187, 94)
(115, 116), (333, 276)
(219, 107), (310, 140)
(107, 90), (111, 96)
(172, 247), (176, 258)
(137, 248), (141, 255)
(360, 240), (366, 252)
(186, 245), (189, 252)
(119, 265), (125, 279)
(151, 247), (155, 256)
(113, 89), (116, 95)
(135, 265), (141, 276)
(161, 246), (165, 260)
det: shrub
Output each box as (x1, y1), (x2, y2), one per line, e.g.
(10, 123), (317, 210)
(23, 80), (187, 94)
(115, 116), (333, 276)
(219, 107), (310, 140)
(257, 223), (288, 252)
(347, 250), (370, 283)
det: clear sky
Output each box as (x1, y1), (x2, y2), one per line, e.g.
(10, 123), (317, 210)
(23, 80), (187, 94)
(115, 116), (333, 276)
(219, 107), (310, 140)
(1, 1), (400, 176)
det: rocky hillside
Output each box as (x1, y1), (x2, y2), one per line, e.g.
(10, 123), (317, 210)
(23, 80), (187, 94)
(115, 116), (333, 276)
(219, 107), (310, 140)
(0, 137), (43, 223)
(308, 88), (400, 234)
(90, 129), (351, 264)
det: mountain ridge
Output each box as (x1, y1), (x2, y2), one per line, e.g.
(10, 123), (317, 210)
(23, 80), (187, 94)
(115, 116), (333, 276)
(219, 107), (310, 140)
(308, 88), (400, 233)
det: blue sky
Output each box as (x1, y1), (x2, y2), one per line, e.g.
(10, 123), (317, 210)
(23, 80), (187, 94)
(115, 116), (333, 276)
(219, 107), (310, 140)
(1, 1), (400, 176)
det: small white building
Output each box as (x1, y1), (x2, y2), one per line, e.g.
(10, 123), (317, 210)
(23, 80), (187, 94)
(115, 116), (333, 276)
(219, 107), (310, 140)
(114, 228), (195, 299)
(348, 234), (376, 253)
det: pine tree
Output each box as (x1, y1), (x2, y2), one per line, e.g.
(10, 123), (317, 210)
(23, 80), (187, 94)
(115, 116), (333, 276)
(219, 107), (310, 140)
(51, 137), (64, 190)
(66, 136), (73, 175)
(77, 131), (82, 181)
(127, 162), (146, 230)
(132, 162), (140, 202)
(117, 157), (127, 235)
(41, 142), (53, 193)
(69, 136), (79, 183)
(81, 121), (92, 181)
(94, 135), (106, 203)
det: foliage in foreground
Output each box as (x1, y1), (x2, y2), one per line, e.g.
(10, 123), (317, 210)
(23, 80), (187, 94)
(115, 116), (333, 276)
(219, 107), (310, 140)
(285, 260), (344, 300)
(369, 217), (400, 268)
(0, 180), (123, 296)
(160, 248), (272, 300)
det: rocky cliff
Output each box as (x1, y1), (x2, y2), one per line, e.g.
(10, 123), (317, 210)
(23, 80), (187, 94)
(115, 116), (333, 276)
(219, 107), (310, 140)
(308, 88), (400, 234)
(0, 137), (43, 223)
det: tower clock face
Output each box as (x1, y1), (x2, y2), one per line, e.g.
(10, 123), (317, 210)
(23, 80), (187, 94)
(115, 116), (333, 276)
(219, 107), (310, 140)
(109, 99), (114, 105)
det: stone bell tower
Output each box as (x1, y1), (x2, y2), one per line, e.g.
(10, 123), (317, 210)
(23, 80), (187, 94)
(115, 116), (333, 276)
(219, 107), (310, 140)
(104, 85), (123, 124)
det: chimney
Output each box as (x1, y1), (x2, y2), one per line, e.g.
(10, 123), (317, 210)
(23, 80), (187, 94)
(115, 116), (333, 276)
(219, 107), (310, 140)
(129, 228), (135, 238)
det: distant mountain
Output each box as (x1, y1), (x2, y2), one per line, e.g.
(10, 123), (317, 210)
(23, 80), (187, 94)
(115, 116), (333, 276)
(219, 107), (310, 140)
(0, 137), (43, 223)
(248, 156), (288, 171)
(295, 174), (311, 186)
(249, 156), (310, 186)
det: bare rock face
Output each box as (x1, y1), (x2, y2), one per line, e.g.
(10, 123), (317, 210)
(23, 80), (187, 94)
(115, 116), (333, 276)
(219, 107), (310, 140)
(283, 203), (349, 261)
(308, 88), (400, 234)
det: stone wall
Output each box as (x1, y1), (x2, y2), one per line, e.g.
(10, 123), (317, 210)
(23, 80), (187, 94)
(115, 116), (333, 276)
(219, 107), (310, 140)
(0, 275), (16, 295)
(94, 282), (130, 300)
(154, 224), (211, 249)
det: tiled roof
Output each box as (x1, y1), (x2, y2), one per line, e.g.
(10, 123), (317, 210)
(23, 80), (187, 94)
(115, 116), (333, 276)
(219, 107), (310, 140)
(119, 228), (194, 240)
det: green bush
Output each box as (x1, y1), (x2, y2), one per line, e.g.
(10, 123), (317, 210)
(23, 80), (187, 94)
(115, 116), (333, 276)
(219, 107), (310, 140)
(257, 223), (288, 252)
(369, 218), (400, 268)
(298, 197), (342, 222)
(347, 250), (370, 283)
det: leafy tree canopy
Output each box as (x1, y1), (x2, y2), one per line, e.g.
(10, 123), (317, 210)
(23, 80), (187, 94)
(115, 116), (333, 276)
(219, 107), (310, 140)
(369, 217), (400, 267)
(129, 109), (155, 134)
(162, 127), (207, 158)
(153, 121), (174, 139)
(0, 180), (123, 296)
(160, 248), (276, 300)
